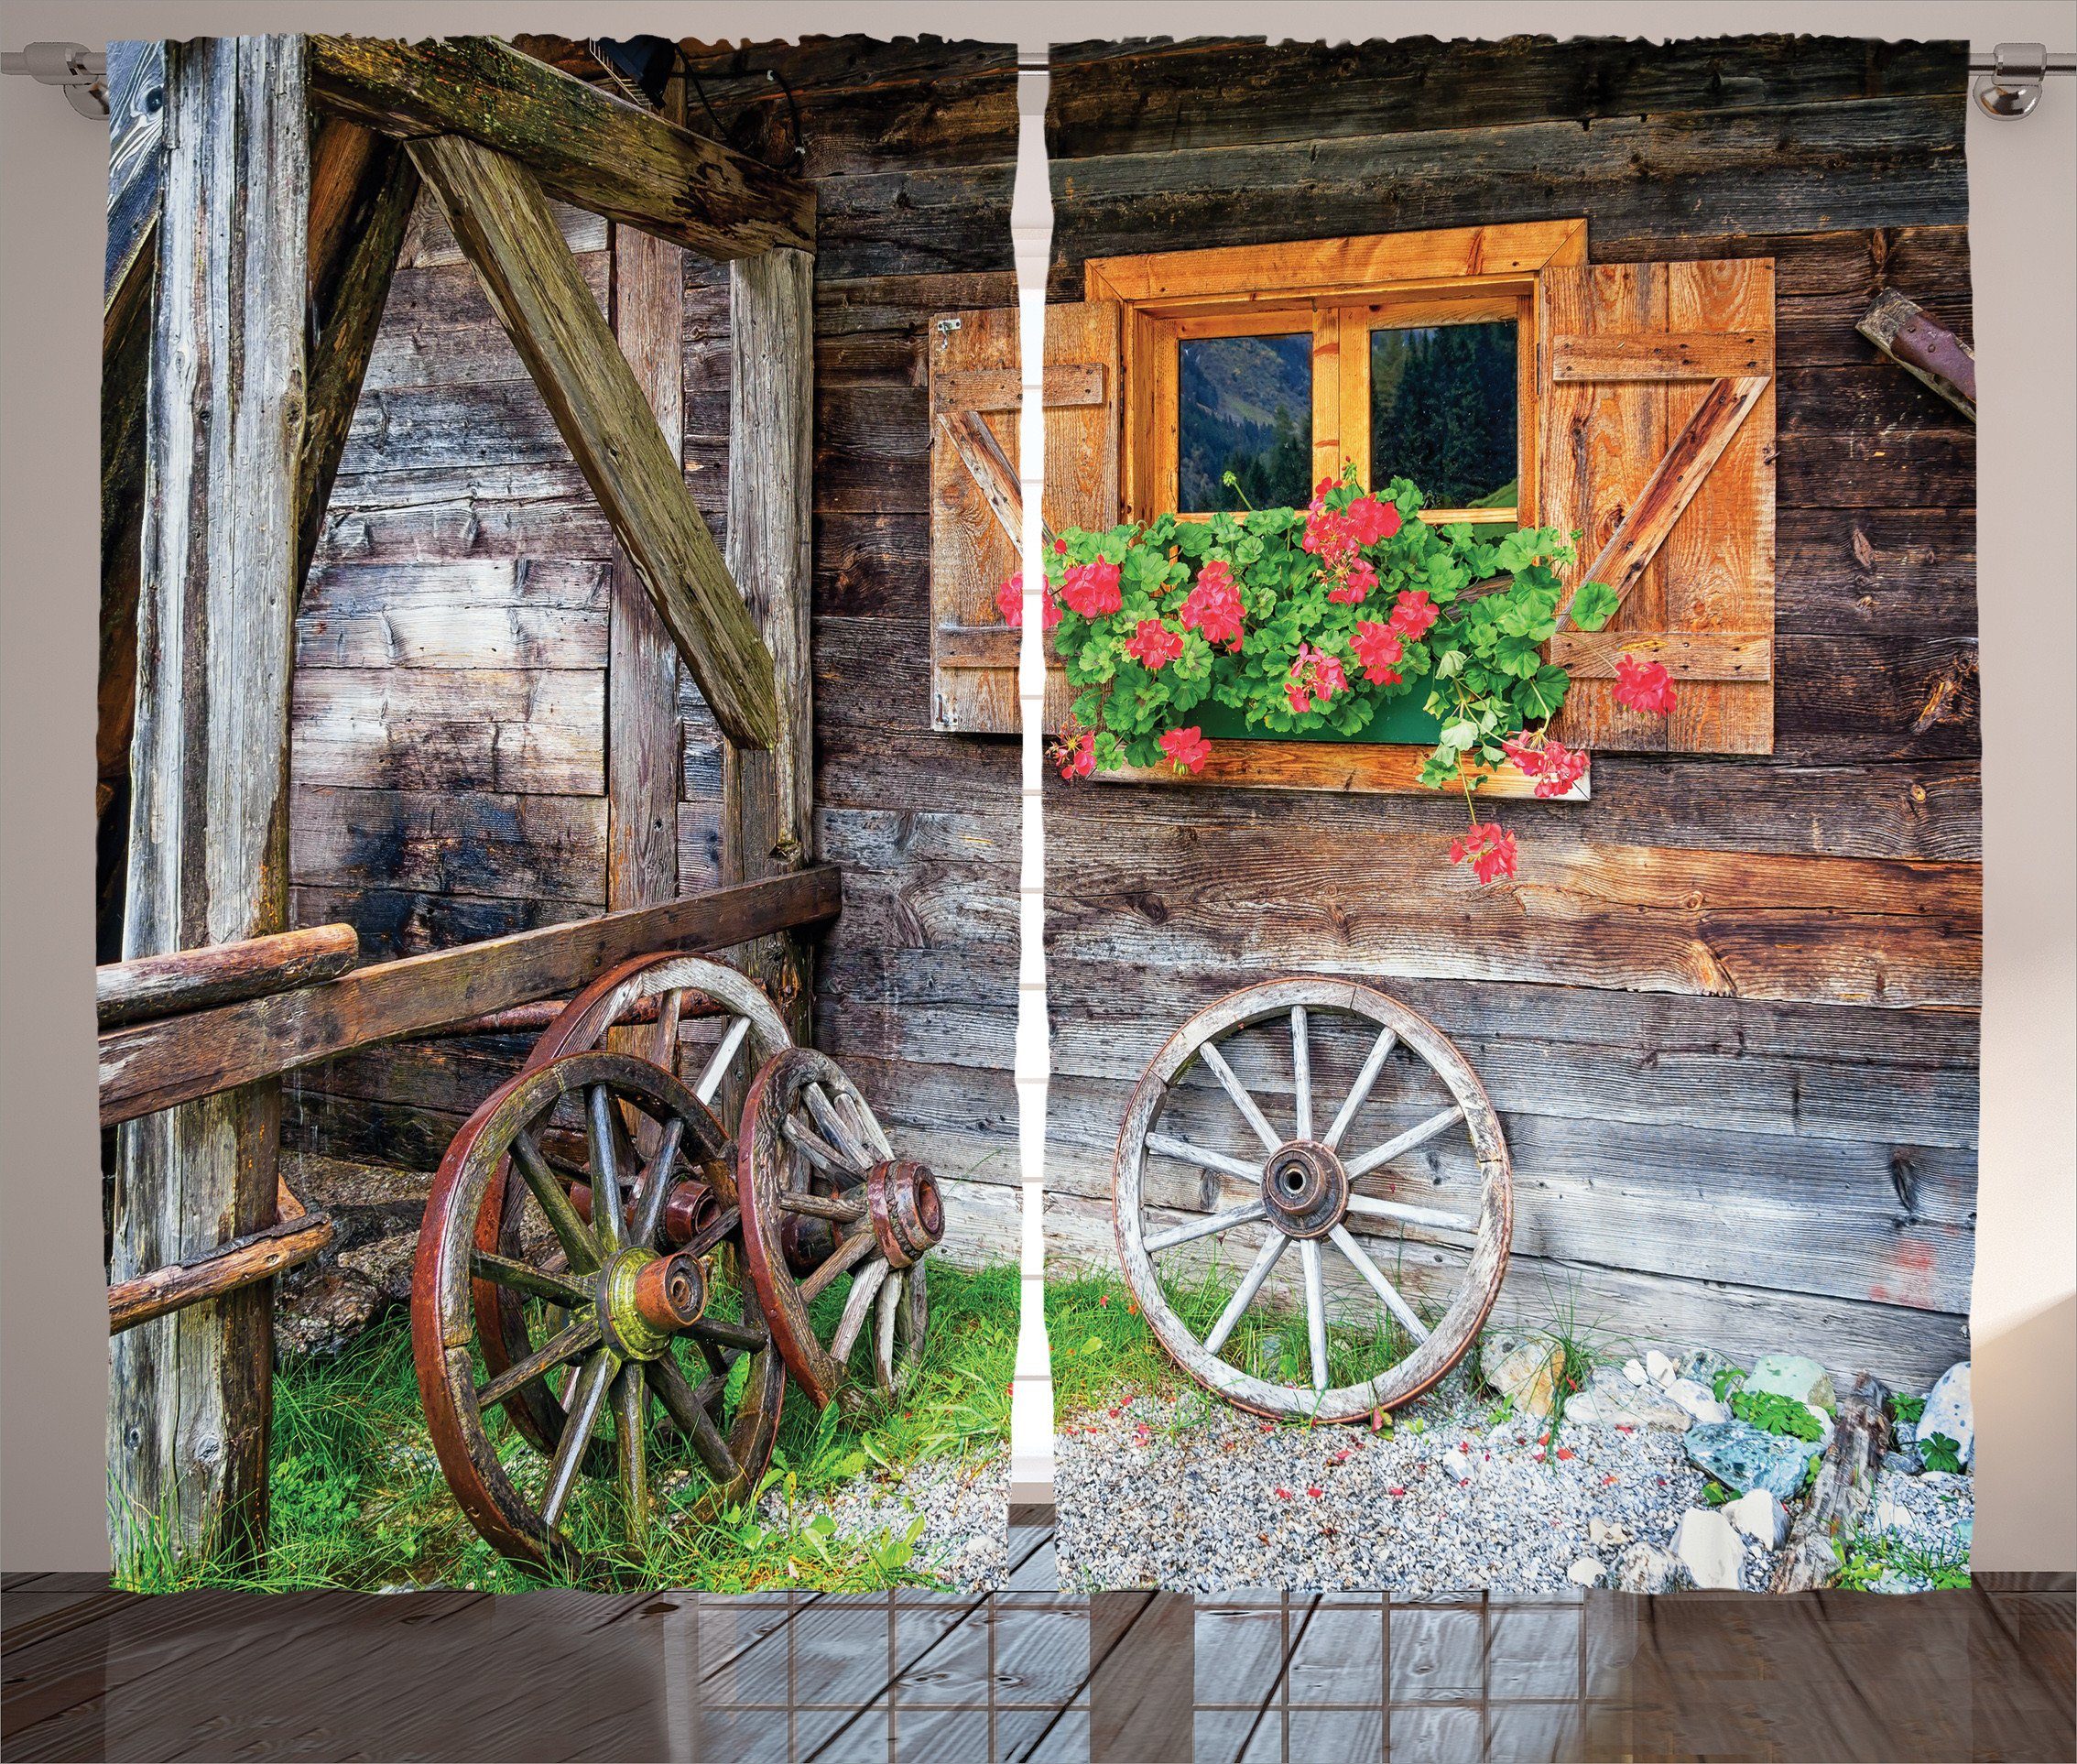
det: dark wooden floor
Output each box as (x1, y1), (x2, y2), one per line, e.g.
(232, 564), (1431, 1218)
(4, 1513), (2069, 1761)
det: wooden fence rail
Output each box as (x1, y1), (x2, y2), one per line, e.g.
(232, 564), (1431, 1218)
(97, 922), (360, 1029)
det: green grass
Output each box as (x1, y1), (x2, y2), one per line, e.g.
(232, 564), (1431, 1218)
(113, 1259), (1016, 1595)
(1834, 1530), (1971, 1592)
(1046, 1261), (1423, 1427)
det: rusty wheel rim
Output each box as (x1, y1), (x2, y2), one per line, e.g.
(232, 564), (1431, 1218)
(413, 1051), (785, 1578)
(736, 1049), (942, 1408)
(1111, 978), (1512, 1423)
(474, 953), (792, 1461)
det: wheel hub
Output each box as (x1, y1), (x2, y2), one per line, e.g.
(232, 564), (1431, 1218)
(598, 1247), (705, 1360)
(865, 1159), (945, 1269)
(1261, 1139), (1348, 1239)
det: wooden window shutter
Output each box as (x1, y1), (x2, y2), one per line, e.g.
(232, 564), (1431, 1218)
(1540, 259), (1776, 754)
(929, 300), (1120, 733)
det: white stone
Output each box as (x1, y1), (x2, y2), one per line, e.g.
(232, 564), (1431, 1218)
(1875, 1498), (1911, 1532)
(1441, 1450), (1472, 1480)
(1564, 1393), (1601, 1424)
(1646, 1350), (1677, 1386)
(1567, 1556), (1605, 1586)
(1724, 1488), (1789, 1550)
(1615, 1542), (1691, 1594)
(1665, 1377), (1731, 1425)
(1919, 1362), (1974, 1469)
(1623, 1358), (1647, 1386)
(1673, 1508), (1746, 1590)
(1589, 1517), (1631, 1548)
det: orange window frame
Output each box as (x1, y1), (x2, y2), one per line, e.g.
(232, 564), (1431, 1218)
(1084, 222), (1588, 528)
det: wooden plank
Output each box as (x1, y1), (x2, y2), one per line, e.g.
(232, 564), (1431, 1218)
(407, 133), (780, 750)
(938, 408), (1032, 550)
(306, 35), (813, 258)
(100, 869), (842, 1126)
(99, 925), (359, 1029)
(1098, 743), (1580, 800)
(1551, 330), (1771, 379)
(109, 1181), (332, 1334)
(606, 211), (684, 915)
(1083, 220), (1586, 305)
(112, 33), (308, 1568)
(289, 785), (609, 902)
(722, 248), (819, 1041)
(1548, 630), (1771, 681)
(296, 561), (610, 670)
(290, 668), (604, 794)
(932, 362), (1105, 413)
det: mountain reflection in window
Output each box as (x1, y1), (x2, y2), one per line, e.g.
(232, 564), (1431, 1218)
(1178, 332), (1311, 512)
(1370, 321), (1517, 510)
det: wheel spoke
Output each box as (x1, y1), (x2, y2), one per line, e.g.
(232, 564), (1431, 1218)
(647, 1351), (740, 1490)
(799, 1228), (877, 1302)
(1329, 1223), (1432, 1344)
(840, 1090), (896, 1162)
(783, 1115), (865, 1181)
(614, 1363), (648, 1541)
(513, 1129), (600, 1273)
(1203, 1229), (1290, 1356)
(1197, 1040), (1283, 1154)
(540, 1348), (615, 1530)
(1324, 1025), (1398, 1150)
(1343, 1105), (1466, 1180)
(692, 1015), (752, 1106)
(586, 1085), (625, 1251)
(805, 1083), (872, 1168)
(875, 1269), (904, 1389)
(630, 1115), (686, 1247)
(650, 987), (687, 1076)
(1290, 1007), (1312, 1142)
(829, 1258), (890, 1364)
(682, 1204), (741, 1260)
(689, 1313), (768, 1353)
(1299, 1239), (1330, 1394)
(474, 1312), (602, 1410)
(1144, 1200), (1268, 1254)
(1145, 1131), (1264, 1185)
(778, 1189), (866, 1224)
(469, 1250), (593, 1310)
(1343, 1193), (1477, 1235)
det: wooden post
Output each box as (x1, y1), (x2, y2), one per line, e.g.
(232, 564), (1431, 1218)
(109, 36), (309, 1566)
(722, 249), (817, 1042)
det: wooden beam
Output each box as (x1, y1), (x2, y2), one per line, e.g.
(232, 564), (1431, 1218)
(99, 924), (360, 1029)
(1857, 289), (1976, 421)
(605, 211), (683, 915)
(109, 1181), (332, 1335)
(307, 35), (813, 259)
(111, 34), (309, 1568)
(100, 870), (842, 1127)
(722, 249), (819, 1042)
(408, 133), (780, 752)
(296, 125), (419, 588)
(938, 408), (1042, 552)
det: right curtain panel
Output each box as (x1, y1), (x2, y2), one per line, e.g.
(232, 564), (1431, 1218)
(1014, 34), (1978, 1595)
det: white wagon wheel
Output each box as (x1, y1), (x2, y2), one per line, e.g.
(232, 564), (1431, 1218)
(1112, 977), (1512, 1422)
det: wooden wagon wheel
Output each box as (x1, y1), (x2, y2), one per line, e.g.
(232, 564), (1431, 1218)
(1112, 977), (1512, 1423)
(736, 1048), (942, 1409)
(473, 953), (791, 1460)
(413, 1051), (784, 1577)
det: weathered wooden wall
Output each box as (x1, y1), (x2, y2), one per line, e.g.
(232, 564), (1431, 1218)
(278, 38), (1026, 1323)
(1036, 35), (1979, 1386)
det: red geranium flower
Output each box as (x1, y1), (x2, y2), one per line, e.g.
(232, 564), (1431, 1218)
(995, 572), (1060, 631)
(1327, 557), (1378, 605)
(1349, 620), (1405, 686)
(1500, 733), (1589, 799)
(1050, 725), (1095, 781)
(1449, 821), (1518, 886)
(1179, 561), (1245, 649)
(1058, 558), (1123, 618)
(1386, 589), (1438, 641)
(1613, 652), (1678, 715)
(1158, 725), (1212, 774)
(1343, 494), (1402, 546)
(1125, 617), (1183, 671)
(1285, 642), (1348, 714)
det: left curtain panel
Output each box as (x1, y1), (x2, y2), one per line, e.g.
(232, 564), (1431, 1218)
(100, 31), (1018, 1595)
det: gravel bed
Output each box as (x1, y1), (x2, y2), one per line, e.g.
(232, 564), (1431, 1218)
(769, 1452), (1010, 1593)
(1055, 1373), (1710, 1594)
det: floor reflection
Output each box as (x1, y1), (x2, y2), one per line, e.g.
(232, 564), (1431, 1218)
(3, 1516), (2069, 1762)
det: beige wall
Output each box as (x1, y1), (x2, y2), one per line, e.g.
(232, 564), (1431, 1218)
(4, 0), (2069, 1572)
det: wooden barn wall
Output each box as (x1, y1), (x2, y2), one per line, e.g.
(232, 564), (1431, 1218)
(282, 39), (1028, 1278)
(1038, 35), (1981, 1386)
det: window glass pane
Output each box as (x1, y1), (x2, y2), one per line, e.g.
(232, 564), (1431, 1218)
(1178, 332), (1311, 512)
(1369, 321), (1517, 509)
